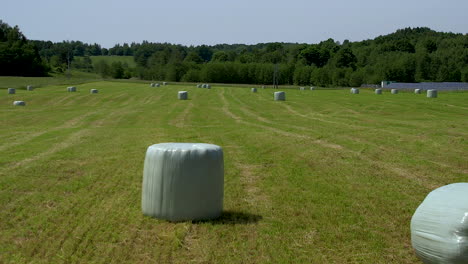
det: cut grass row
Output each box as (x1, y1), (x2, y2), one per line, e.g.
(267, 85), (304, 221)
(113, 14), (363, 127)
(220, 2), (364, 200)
(0, 80), (466, 263)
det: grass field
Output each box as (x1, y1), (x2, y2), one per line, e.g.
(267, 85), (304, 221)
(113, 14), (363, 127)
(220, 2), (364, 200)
(1, 80), (467, 263)
(89, 56), (136, 67)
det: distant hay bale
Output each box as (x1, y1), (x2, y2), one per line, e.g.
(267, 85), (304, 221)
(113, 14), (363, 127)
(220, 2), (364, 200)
(251, 88), (257, 93)
(150, 83), (155, 87)
(202, 84), (207, 88)
(27, 85), (33, 91)
(411, 183), (468, 263)
(8, 88), (15, 94)
(196, 84), (201, 88)
(350, 88), (359, 94)
(13, 101), (25, 106)
(142, 143), (224, 221)
(67, 86), (76, 92)
(274, 91), (285, 101)
(178, 91), (188, 100)
(155, 83), (160, 87)
(310, 87), (315, 90)
(427, 89), (437, 98)
(300, 87), (305, 90)
(375, 88), (382, 94)
(262, 85), (265, 89)
(414, 89), (422, 94)
(391, 89), (398, 94)
(90, 89), (98, 94)
(163, 82), (168, 85)
(206, 84), (211, 89)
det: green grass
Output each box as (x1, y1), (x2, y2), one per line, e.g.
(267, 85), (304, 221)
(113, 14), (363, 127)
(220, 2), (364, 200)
(0, 71), (101, 90)
(89, 56), (136, 67)
(0, 80), (467, 263)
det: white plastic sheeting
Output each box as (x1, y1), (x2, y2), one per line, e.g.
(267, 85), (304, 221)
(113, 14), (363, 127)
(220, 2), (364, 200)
(142, 143), (224, 221)
(411, 183), (468, 264)
(274, 91), (285, 101)
(427, 89), (438, 98)
(178, 91), (188, 100)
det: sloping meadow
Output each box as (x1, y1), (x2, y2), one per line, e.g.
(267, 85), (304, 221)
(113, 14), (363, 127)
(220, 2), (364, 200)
(0, 81), (466, 263)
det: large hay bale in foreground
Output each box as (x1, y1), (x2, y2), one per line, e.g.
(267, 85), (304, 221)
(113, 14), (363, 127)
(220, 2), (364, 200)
(67, 86), (76, 92)
(391, 89), (398, 94)
(411, 183), (468, 264)
(251, 88), (257, 93)
(427, 89), (438, 98)
(178, 91), (188, 100)
(8, 88), (15, 94)
(415, 89), (422, 94)
(90, 89), (98, 94)
(13, 101), (25, 106)
(375, 88), (382, 94)
(274, 91), (285, 101)
(350, 88), (359, 94)
(27, 85), (33, 91)
(142, 143), (224, 221)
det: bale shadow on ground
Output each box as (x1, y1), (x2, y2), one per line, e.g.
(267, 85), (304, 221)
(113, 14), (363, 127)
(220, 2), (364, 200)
(193, 210), (262, 225)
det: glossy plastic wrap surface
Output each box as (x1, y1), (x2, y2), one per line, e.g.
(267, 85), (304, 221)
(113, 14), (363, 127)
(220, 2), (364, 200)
(411, 183), (468, 264)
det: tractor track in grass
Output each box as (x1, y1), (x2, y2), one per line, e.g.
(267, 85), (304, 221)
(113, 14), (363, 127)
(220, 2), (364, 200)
(0, 111), (96, 153)
(219, 89), (438, 189)
(170, 102), (194, 128)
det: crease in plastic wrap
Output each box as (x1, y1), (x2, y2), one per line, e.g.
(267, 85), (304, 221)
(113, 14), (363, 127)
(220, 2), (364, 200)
(411, 183), (468, 264)
(142, 143), (224, 222)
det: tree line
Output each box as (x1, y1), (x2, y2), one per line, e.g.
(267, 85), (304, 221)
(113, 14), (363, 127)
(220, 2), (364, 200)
(2, 20), (468, 86)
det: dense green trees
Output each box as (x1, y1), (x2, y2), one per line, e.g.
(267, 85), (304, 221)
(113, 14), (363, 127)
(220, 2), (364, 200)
(2, 21), (467, 85)
(0, 20), (48, 76)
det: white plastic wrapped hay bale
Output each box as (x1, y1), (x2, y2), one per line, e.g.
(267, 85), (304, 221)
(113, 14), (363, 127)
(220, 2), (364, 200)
(67, 86), (76, 92)
(90, 89), (98, 94)
(262, 85), (265, 89)
(142, 143), (224, 221)
(411, 183), (468, 264)
(427, 89), (438, 98)
(155, 83), (160, 87)
(350, 88), (359, 94)
(207, 84), (211, 89)
(375, 88), (382, 94)
(13, 101), (25, 106)
(150, 83), (155, 87)
(163, 82), (168, 85)
(310, 87), (315, 90)
(8, 88), (15, 94)
(391, 89), (398, 94)
(178, 91), (188, 100)
(251, 88), (257, 93)
(415, 89), (422, 94)
(27, 85), (33, 91)
(202, 84), (207, 88)
(196, 84), (201, 88)
(274, 91), (285, 101)
(300, 87), (305, 90)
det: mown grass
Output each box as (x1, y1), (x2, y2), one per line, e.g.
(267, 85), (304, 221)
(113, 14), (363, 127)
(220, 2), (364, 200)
(0, 71), (101, 90)
(0, 80), (466, 263)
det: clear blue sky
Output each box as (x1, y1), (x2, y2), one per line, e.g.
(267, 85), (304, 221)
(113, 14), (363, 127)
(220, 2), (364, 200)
(2, 0), (467, 48)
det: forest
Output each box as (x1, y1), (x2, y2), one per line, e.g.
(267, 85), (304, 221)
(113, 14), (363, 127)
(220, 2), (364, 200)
(1, 19), (468, 86)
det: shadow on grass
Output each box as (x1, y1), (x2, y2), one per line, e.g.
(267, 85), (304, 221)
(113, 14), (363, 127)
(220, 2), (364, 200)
(193, 210), (262, 225)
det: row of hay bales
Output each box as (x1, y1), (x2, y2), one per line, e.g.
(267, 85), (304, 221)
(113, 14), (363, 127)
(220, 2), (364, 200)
(351, 88), (438, 98)
(7, 85), (99, 106)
